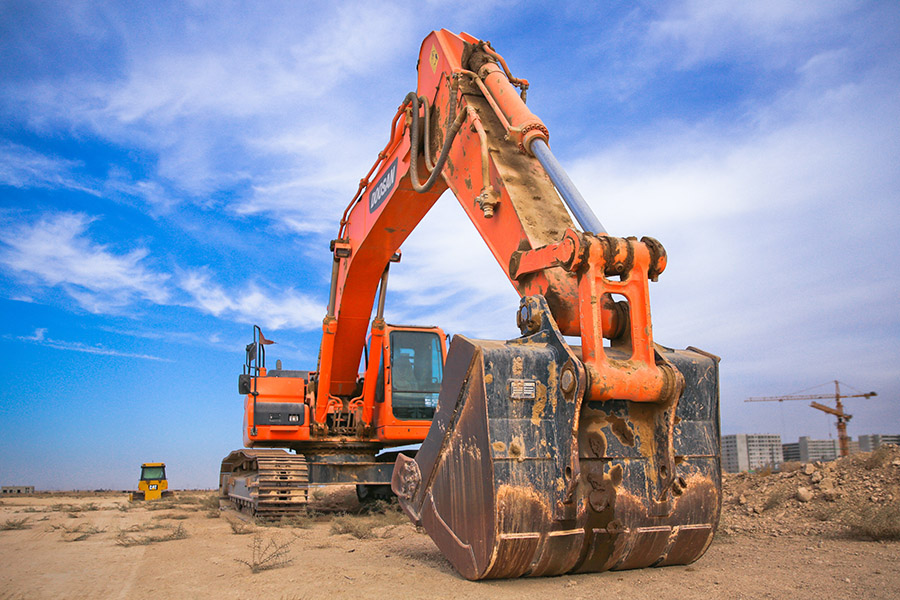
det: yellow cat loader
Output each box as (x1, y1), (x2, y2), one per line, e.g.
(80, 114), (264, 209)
(129, 462), (173, 501)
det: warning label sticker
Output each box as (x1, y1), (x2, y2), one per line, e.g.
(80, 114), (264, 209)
(429, 44), (439, 73)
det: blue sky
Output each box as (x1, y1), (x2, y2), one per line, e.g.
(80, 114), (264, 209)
(1, 1), (898, 490)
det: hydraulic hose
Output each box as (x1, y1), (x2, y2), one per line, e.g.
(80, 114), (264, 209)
(405, 92), (468, 193)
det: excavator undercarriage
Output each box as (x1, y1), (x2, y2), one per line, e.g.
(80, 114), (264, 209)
(219, 449), (309, 519)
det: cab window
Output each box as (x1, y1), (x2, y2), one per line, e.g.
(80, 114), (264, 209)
(390, 331), (442, 420)
(141, 466), (166, 481)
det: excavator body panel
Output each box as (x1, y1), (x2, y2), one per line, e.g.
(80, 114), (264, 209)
(240, 325), (447, 449)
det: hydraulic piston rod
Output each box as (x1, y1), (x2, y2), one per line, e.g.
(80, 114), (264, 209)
(532, 138), (606, 235)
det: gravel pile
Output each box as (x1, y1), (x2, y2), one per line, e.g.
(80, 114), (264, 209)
(719, 444), (900, 539)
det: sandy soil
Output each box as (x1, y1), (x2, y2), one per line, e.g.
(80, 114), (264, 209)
(2, 448), (898, 600)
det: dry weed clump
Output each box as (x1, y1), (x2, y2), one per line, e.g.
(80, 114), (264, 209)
(330, 504), (407, 539)
(763, 488), (792, 511)
(199, 494), (220, 511)
(50, 502), (101, 513)
(840, 503), (900, 541)
(257, 513), (315, 530)
(115, 524), (189, 547)
(151, 512), (190, 521)
(145, 501), (179, 512)
(863, 446), (894, 470)
(330, 515), (375, 539)
(1, 518), (30, 531)
(119, 522), (170, 533)
(229, 519), (256, 535)
(54, 523), (106, 542)
(235, 534), (295, 573)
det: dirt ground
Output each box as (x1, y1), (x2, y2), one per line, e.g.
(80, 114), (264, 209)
(2, 447), (898, 600)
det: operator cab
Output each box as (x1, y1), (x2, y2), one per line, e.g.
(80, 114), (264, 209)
(372, 324), (447, 441)
(382, 328), (443, 420)
(141, 464), (166, 482)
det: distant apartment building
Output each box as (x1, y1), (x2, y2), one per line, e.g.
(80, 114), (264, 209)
(1, 486), (35, 495)
(858, 434), (900, 452)
(782, 436), (839, 462)
(782, 443), (800, 462)
(782, 436), (860, 462)
(722, 434), (783, 473)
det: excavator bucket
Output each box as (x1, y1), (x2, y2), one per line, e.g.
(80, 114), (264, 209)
(392, 295), (721, 580)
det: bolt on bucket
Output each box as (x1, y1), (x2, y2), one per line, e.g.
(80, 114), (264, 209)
(392, 295), (721, 580)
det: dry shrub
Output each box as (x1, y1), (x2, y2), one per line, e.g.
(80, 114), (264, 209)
(330, 506), (407, 540)
(116, 524), (188, 546)
(752, 465), (774, 477)
(50, 502), (100, 513)
(863, 446), (894, 470)
(151, 512), (190, 521)
(0, 518), (30, 531)
(330, 515), (375, 539)
(763, 488), (792, 511)
(145, 501), (178, 511)
(230, 519), (255, 535)
(206, 510), (221, 519)
(119, 522), (170, 533)
(780, 461), (803, 473)
(59, 523), (106, 542)
(841, 503), (900, 541)
(812, 505), (840, 522)
(258, 513), (314, 530)
(199, 494), (220, 511)
(235, 534), (295, 573)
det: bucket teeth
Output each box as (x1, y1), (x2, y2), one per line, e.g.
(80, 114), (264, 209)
(393, 295), (721, 580)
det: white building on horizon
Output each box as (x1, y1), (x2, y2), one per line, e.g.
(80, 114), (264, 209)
(782, 436), (841, 462)
(722, 434), (783, 473)
(858, 434), (900, 452)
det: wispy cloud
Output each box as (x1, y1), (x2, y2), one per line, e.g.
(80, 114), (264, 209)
(0, 210), (327, 331)
(646, 1), (858, 69)
(17, 328), (171, 361)
(0, 141), (101, 196)
(0, 212), (171, 313)
(179, 269), (323, 331)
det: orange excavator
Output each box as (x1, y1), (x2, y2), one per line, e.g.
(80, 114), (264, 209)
(219, 29), (722, 580)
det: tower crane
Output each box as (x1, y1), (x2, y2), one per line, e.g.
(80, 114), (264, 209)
(746, 380), (877, 457)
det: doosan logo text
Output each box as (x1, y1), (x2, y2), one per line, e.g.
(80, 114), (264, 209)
(369, 159), (398, 213)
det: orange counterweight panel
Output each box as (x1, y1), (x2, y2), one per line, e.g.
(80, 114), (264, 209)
(243, 376), (312, 446)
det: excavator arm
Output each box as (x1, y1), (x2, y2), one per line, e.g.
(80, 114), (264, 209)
(312, 30), (721, 579)
(317, 30), (673, 422)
